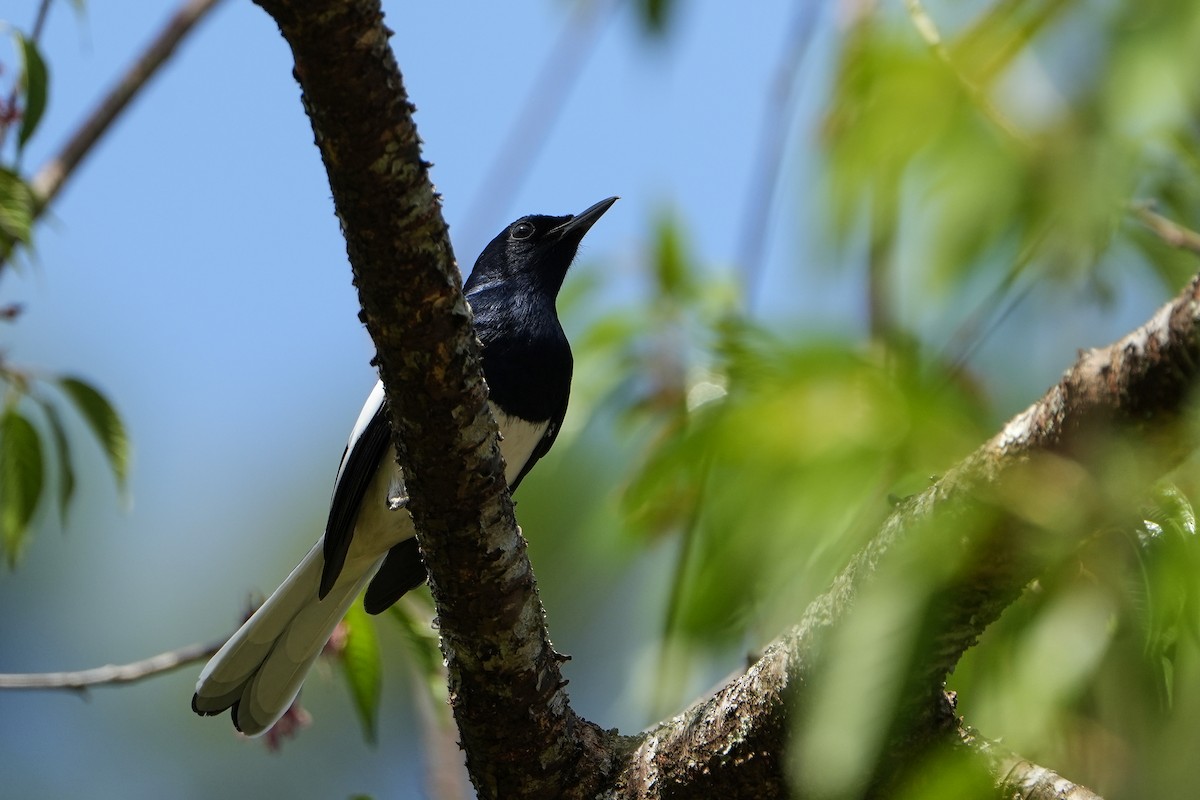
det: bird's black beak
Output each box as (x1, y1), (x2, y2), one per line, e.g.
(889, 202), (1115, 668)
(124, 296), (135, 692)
(550, 196), (619, 240)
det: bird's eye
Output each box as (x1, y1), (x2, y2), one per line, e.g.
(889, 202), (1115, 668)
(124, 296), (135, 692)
(510, 221), (535, 241)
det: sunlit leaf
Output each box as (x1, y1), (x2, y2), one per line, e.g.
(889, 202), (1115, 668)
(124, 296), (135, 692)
(0, 169), (36, 247)
(624, 329), (989, 648)
(341, 602), (382, 744)
(1130, 485), (1200, 708)
(16, 34), (49, 152)
(0, 408), (44, 566)
(57, 376), (128, 491)
(949, 0), (1074, 85)
(36, 397), (76, 522)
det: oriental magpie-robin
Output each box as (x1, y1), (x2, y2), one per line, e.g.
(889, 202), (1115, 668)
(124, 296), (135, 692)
(192, 197), (617, 736)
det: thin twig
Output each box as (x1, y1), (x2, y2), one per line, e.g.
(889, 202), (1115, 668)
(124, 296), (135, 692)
(1132, 202), (1200, 256)
(940, 226), (1049, 377)
(960, 723), (1105, 799)
(30, 0), (227, 208)
(1, 0), (226, 270)
(903, 0), (1028, 146)
(958, 0), (1072, 85)
(0, 638), (224, 692)
(29, 0), (54, 41)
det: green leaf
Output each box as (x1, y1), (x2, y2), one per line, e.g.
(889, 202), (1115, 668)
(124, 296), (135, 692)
(0, 408), (45, 566)
(36, 397), (75, 522)
(57, 377), (128, 491)
(389, 594), (445, 697)
(652, 213), (694, 302)
(1131, 484), (1200, 708)
(0, 169), (36, 246)
(638, 0), (675, 35)
(16, 34), (49, 152)
(341, 602), (382, 744)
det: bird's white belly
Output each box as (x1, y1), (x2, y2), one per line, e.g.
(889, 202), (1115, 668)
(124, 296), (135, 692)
(494, 408), (549, 486)
(342, 443), (414, 563)
(348, 406), (545, 558)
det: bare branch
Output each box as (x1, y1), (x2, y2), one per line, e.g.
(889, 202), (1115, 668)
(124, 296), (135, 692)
(960, 725), (1106, 800)
(0, 0), (226, 270)
(902, 0), (1028, 145)
(30, 0), (227, 209)
(29, 0), (53, 41)
(1132, 202), (1200, 256)
(0, 639), (222, 692)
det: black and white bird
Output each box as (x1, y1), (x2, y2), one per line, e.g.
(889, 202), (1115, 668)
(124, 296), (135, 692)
(192, 197), (617, 736)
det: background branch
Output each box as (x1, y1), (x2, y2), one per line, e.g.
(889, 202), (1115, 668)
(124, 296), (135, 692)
(0, 638), (222, 692)
(1133, 202), (1200, 256)
(30, 0), (226, 208)
(0, 0), (225, 269)
(902, 0), (1027, 144)
(960, 724), (1105, 800)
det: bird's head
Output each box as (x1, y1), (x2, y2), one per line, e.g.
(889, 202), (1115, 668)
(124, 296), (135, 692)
(466, 196), (618, 298)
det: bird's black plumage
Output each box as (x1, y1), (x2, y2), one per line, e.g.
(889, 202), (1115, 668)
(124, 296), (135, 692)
(193, 198), (616, 735)
(320, 196), (619, 609)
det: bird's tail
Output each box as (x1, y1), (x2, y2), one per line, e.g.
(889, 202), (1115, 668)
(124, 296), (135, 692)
(191, 540), (380, 736)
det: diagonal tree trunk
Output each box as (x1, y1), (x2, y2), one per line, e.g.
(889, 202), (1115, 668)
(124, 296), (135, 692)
(250, 2), (1200, 798)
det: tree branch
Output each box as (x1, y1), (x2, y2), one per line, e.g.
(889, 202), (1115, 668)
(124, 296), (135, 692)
(959, 724), (1105, 800)
(1, 0), (226, 269)
(902, 0), (1028, 145)
(1132, 202), (1200, 256)
(0, 638), (222, 692)
(606, 270), (1200, 796)
(29, 0), (227, 209)
(242, 1), (1200, 797)
(248, 2), (617, 797)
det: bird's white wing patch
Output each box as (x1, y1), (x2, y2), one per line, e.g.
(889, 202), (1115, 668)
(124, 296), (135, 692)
(335, 381), (387, 488)
(338, 388), (543, 496)
(492, 404), (549, 487)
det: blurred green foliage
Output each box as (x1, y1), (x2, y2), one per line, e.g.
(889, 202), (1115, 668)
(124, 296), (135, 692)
(0, 11), (128, 566)
(0, 371), (128, 565)
(7, 0), (1200, 797)
(0, 28), (46, 255)
(555, 0), (1200, 796)
(342, 602), (383, 744)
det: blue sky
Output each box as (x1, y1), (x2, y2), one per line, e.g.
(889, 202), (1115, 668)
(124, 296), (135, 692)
(0, 1), (1174, 798)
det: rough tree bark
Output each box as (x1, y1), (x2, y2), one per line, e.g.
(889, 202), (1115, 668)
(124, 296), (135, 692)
(250, 1), (1199, 798)
(250, 2), (621, 798)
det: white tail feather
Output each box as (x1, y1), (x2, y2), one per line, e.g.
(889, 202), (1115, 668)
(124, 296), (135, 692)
(193, 539), (383, 736)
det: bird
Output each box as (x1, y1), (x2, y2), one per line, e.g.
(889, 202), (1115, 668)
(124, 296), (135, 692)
(192, 196), (617, 736)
